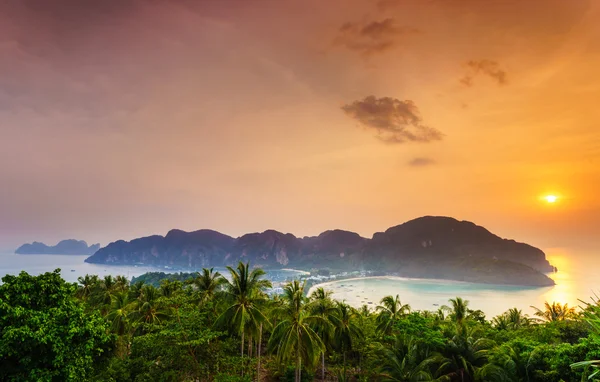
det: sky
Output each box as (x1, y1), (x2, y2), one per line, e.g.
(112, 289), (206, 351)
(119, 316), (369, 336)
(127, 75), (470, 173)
(1, 0), (599, 251)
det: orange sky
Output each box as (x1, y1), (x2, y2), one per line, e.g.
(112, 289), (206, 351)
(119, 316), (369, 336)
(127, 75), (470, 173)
(1, 0), (599, 250)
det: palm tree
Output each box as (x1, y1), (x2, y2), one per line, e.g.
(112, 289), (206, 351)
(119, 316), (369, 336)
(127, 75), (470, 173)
(159, 279), (182, 298)
(491, 314), (510, 331)
(114, 275), (129, 292)
(530, 301), (576, 322)
(493, 308), (529, 331)
(128, 280), (145, 300)
(268, 280), (325, 382)
(378, 334), (450, 381)
(446, 326), (496, 382)
(507, 308), (529, 329)
(90, 275), (118, 314)
(358, 304), (371, 318)
(131, 284), (171, 327)
(376, 295), (411, 336)
(106, 291), (133, 336)
(192, 267), (225, 304)
(484, 343), (526, 381)
(215, 261), (272, 370)
(445, 297), (469, 325)
(106, 291), (135, 358)
(330, 301), (364, 381)
(309, 287), (337, 380)
(76, 274), (99, 301)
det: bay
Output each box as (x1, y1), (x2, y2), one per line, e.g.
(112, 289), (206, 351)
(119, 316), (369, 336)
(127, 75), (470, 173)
(306, 248), (599, 318)
(1, 247), (597, 318)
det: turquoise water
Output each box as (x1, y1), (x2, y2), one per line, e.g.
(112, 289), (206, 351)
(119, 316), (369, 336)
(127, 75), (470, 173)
(307, 249), (599, 318)
(309, 277), (551, 318)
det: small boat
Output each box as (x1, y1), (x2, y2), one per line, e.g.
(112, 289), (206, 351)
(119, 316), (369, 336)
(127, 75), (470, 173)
(70, 269), (75, 272)
(433, 303), (439, 306)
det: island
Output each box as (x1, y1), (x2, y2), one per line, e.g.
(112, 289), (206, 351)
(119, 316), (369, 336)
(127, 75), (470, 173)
(16, 239), (100, 255)
(85, 216), (555, 287)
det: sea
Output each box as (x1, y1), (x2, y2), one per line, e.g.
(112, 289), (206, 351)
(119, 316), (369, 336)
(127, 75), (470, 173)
(0, 251), (307, 285)
(0, 247), (597, 318)
(306, 248), (599, 318)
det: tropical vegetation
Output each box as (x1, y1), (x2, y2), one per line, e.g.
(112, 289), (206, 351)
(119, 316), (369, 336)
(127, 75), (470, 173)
(1, 264), (600, 381)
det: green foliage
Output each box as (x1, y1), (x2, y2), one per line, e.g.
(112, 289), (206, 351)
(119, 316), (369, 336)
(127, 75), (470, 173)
(131, 272), (196, 288)
(3, 264), (600, 382)
(571, 299), (600, 381)
(0, 269), (113, 382)
(393, 312), (446, 350)
(376, 294), (411, 336)
(268, 280), (325, 382)
(531, 301), (578, 323)
(281, 365), (314, 382)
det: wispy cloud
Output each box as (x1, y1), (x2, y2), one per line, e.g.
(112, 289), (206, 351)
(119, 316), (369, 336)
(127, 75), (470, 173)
(342, 95), (443, 143)
(460, 59), (508, 87)
(408, 157), (436, 167)
(333, 18), (420, 57)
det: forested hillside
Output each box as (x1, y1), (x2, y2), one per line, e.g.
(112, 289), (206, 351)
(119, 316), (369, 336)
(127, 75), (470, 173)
(85, 217), (555, 287)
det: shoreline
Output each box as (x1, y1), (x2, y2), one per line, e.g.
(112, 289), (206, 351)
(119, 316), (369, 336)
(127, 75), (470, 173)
(306, 275), (549, 297)
(306, 275), (470, 296)
(280, 268), (310, 275)
(306, 276), (395, 296)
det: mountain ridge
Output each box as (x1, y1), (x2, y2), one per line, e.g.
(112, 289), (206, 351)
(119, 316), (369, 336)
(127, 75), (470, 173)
(85, 216), (555, 287)
(16, 239), (100, 255)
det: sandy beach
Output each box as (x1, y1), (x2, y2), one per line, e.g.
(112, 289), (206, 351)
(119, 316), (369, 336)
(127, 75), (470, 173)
(306, 275), (474, 297)
(304, 274), (562, 316)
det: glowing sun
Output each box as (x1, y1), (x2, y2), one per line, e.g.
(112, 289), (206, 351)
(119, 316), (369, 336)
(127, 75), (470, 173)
(545, 195), (558, 203)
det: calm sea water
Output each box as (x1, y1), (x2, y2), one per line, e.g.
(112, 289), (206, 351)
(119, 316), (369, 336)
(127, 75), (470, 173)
(0, 250), (306, 284)
(306, 248), (599, 318)
(0, 247), (597, 318)
(0, 251), (177, 283)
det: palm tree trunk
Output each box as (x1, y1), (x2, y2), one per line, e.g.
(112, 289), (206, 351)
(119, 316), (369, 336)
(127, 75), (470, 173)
(248, 335), (252, 358)
(241, 331), (245, 358)
(241, 331), (245, 376)
(257, 323), (262, 382)
(322, 351), (325, 381)
(297, 355), (302, 382)
(343, 348), (346, 381)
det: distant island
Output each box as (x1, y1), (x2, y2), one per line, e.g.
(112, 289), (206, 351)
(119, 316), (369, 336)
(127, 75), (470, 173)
(85, 216), (556, 287)
(16, 239), (100, 255)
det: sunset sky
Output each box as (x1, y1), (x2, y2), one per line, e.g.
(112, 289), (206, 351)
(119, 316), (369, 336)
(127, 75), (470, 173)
(1, 0), (599, 251)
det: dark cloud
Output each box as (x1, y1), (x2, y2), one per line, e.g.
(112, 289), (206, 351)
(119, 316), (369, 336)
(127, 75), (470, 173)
(341, 95), (443, 143)
(334, 18), (420, 57)
(460, 59), (508, 87)
(408, 157), (436, 167)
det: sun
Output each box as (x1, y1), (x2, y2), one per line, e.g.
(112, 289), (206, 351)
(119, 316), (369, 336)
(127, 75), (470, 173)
(545, 195), (558, 203)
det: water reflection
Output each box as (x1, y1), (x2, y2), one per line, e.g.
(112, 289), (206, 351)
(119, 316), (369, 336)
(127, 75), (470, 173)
(544, 248), (598, 308)
(543, 250), (574, 307)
